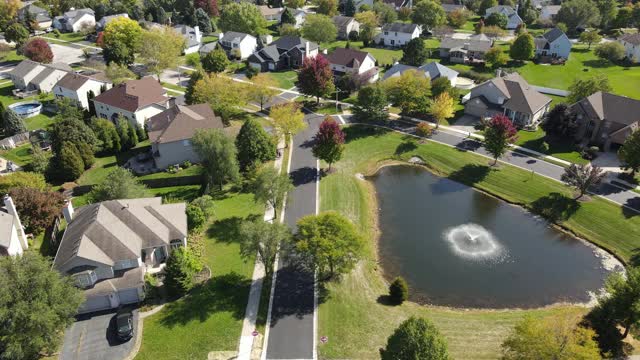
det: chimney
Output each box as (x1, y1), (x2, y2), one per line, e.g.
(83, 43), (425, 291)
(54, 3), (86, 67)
(495, 68), (503, 77)
(4, 195), (28, 251)
(194, 26), (201, 43)
(62, 200), (74, 223)
(305, 41), (310, 57)
(218, 32), (224, 39)
(322, 48), (328, 55)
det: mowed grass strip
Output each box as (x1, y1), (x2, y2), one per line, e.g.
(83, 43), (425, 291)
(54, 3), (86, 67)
(317, 125), (640, 359)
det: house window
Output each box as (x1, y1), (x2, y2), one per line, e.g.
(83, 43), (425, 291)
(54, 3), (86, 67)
(170, 239), (182, 249)
(384, 31), (388, 35)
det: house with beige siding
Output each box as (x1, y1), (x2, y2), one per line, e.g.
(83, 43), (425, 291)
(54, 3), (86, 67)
(53, 73), (112, 110)
(10, 60), (72, 93)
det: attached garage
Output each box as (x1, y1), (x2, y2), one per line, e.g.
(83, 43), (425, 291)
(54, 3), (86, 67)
(118, 287), (143, 304)
(464, 97), (489, 118)
(78, 294), (112, 314)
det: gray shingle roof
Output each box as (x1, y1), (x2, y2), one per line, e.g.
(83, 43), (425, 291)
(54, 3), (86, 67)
(419, 62), (459, 81)
(620, 33), (640, 46)
(221, 31), (252, 43)
(440, 35), (493, 52)
(542, 28), (565, 43)
(573, 92), (640, 126)
(499, 73), (551, 114)
(382, 22), (420, 34)
(332, 16), (355, 31)
(271, 35), (318, 51)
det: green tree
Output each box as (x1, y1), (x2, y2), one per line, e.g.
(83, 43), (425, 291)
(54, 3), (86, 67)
(0, 253), (84, 360)
(316, 0), (338, 16)
(599, 267), (640, 339)
(0, 171), (47, 194)
(164, 247), (203, 296)
(105, 63), (136, 84)
(484, 114), (518, 165)
(479, 0), (498, 15)
(312, 116), (345, 170)
(380, 317), (450, 360)
(556, 0), (600, 35)
(218, 2), (268, 35)
(281, 7), (296, 25)
(190, 73), (248, 123)
(373, 2), (398, 24)
(502, 314), (600, 359)
(186, 203), (206, 231)
(279, 23), (300, 37)
(192, 128), (241, 190)
(115, 116), (138, 151)
(195, 8), (213, 33)
(301, 14), (337, 44)
(411, 0), (446, 30)
(485, 12), (508, 28)
(541, 103), (578, 138)
(8, 187), (66, 235)
(344, 0), (356, 16)
(579, 31), (602, 50)
(294, 211), (364, 279)
(389, 276), (409, 304)
(594, 0), (617, 29)
(431, 77), (454, 98)
(139, 26), (185, 80)
(239, 219), (292, 280)
(103, 17), (143, 65)
(76, 142), (95, 170)
(285, 0), (306, 8)
(594, 41), (625, 63)
(29, 147), (50, 174)
(91, 118), (121, 153)
(55, 142), (85, 181)
(185, 70), (205, 105)
(353, 84), (388, 123)
(430, 92), (455, 129)
(236, 117), (277, 173)
(355, 11), (379, 47)
(567, 74), (612, 104)
(400, 37), (428, 66)
(202, 46), (230, 73)
(2, 108), (26, 135)
(613, 6), (633, 28)
(4, 22), (29, 47)
(384, 69), (431, 115)
(270, 102), (307, 143)
(88, 167), (147, 202)
(297, 54), (335, 104)
(254, 165), (293, 219)
(510, 32), (535, 62)
(50, 117), (97, 155)
(619, 130), (640, 177)
(447, 8), (470, 28)
(247, 73), (278, 111)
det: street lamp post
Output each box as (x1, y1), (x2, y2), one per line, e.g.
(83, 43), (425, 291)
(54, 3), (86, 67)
(335, 86), (342, 113)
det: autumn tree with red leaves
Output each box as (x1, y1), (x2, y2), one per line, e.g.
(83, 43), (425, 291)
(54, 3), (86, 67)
(195, 0), (219, 17)
(312, 116), (345, 171)
(484, 114), (518, 165)
(8, 187), (66, 235)
(22, 38), (53, 63)
(297, 54), (335, 104)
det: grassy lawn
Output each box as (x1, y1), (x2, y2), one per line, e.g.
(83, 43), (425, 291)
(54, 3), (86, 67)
(515, 127), (588, 165)
(0, 50), (25, 63)
(161, 82), (186, 93)
(317, 125), (640, 359)
(0, 143), (33, 166)
(266, 70), (298, 89)
(76, 141), (151, 186)
(202, 35), (218, 44)
(135, 188), (263, 360)
(42, 32), (87, 43)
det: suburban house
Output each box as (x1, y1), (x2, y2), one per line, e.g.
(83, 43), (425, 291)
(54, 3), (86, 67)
(534, 28), (572, 59)
(539, 5), (561, 21)
(217, 32), (258, 60)
(248, 36), (319, 71)
(53, 8), (95, 33)
(174, 24), (202, 54)
(383, 61), (459, 86)
(199, 42), (218, 57)
(326, 48), (379, 83)
(258, 5), (284, 21)
(93, 76), (171, 126)
(10, 59), (72, 93)
(464, 71), (552, 127)
(618, 33), (640, 63)
(53, 73), (112, 110)
(485, 5), (523, 29)
(570, 92), (640, 151)
(440, 34), (493, 64)
(441, 3), (467, 13)
(0, 196), (28, 257)
(18, 4), (52, 30)
(53, 198), (187, 314)
(332, 16), (360, 40)
(96, 13), (129, 31)
(147, 104), (224, 169)
(378, 23), (421, 47)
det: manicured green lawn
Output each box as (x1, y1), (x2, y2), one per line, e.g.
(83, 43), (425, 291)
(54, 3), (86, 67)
(0, 50), (25, 62)
(317, 125), (640, 359)
(43, 32), (87, 43)
(76, 141), (151, 186)
(135, 189), (263, 360)
(161, 82), (186, 93)
(266, 70), (298, 89)
(202, 35), (218, 44)
(0, 143), (33, 166)
(515, 127), (588, 165)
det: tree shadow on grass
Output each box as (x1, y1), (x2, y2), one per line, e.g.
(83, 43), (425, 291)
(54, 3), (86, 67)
(159, 272), (251, 327)
(629, 248), (640, 267)
(343, 124), (390, 143)
(448, 164), (490, 187)
(622, 197), (640, 219)
(206, 215), (261, 244)
(394, 140), (417, 156)
(530, 192), (580, 222)
(582, 302), (633, 358)
(583, 59), (615, 69)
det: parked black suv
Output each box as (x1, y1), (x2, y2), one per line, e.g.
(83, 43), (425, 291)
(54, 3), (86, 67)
(114, 309), (134, 342)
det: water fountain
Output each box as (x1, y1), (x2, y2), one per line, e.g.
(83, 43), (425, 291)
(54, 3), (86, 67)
(444, 223), (505, 261)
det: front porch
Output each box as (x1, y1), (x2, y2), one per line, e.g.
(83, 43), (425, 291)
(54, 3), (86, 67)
(504, 108), (535, 128)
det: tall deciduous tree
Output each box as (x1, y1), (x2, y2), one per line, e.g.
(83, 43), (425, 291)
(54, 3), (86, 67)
(430, 92), (455, 129)
(479, 0), (498, 15)
(91, 118), (121, 153)
(301, 14), (337, 44)
(312, 117), (345, 170)
(594, 41), (625, 63)
(373, 2), (398, 24)
(239, 219), (292, 280)
(411, 0), (447, 30)
(50, 117), (97, 154)
(269, 102), (306, 144)
(561, 164), (605, 199)
(619, 130), (640, 177)
(4, 22), (29, 47)
(380, 317), (450, 360)
(8, 187), (66, 235)
(254, 166), (293, 219)
(105, 63), (136, 84)
(0, 172), (47, 194)
(579, 31), (602, 50)
(541, 103), (578, 138)
(88, 167), (147, 202)
(384, 69), (431, 115)
(355, 11), (379, 46)
(202, 46), (230, 73)
(286, 0), (306, 8)
(484, 114), (518, 165)
(236, 118), (277, 172)
(484, 47), (508, 68)
(600, 266), (640, 339)
(192, 128), (241, 190)
(281, 8), (296, 25)
(139, 26), (185, 81)
(218, 2), (268, 35)
(401, 37), (428, 66)
(316, 0), (338, 16)
(0, 253), (84, 360)
(567, 74), (612, 104)
(294, 211), (364, 279)
(510, 32), (535, 62)
(556, 0), (600, 35)
(22, 38), (54, 63)
(353, 84), (388, 123)
(0, 0), (21, 31)
(103, 17), (143, 65)
(190, 73), (248, 124)
(248, 73), (278, 111)
(502, 314), (600, 359)
(297, 54), (335, 104)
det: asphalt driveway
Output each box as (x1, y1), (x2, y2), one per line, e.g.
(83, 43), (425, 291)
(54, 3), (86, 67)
(60, 309), (138, 360)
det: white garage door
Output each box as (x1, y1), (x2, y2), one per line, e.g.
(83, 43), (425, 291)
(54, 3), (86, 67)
(79, 295), (111, 314)
(118, 288), (141, 305)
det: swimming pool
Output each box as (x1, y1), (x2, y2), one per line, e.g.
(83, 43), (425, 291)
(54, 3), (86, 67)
(8, 101), (43, 118)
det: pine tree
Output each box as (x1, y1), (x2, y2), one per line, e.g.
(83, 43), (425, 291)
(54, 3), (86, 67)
(57, 142), (85, 181)
(344, 0), (356, 16)
(3, 109), (27, 135)
(235, 118), (277, 173)
(281, 8), (296, 25)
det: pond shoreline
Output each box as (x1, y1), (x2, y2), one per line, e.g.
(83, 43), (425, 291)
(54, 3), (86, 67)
(356, 160), (624, 312)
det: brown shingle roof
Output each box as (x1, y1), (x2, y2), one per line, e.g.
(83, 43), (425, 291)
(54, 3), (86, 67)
(326, 48), (371, 68)
(500, 73), (551, 114)
(147, 104), (224, 144)
(574, 91), (640, 126)
(620, 33), (640, 46)
(93, 76), (168, 112)
(55, 72), (109, 91)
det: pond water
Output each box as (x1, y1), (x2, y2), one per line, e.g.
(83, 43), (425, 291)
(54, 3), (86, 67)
(373, 165), (613, 308)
